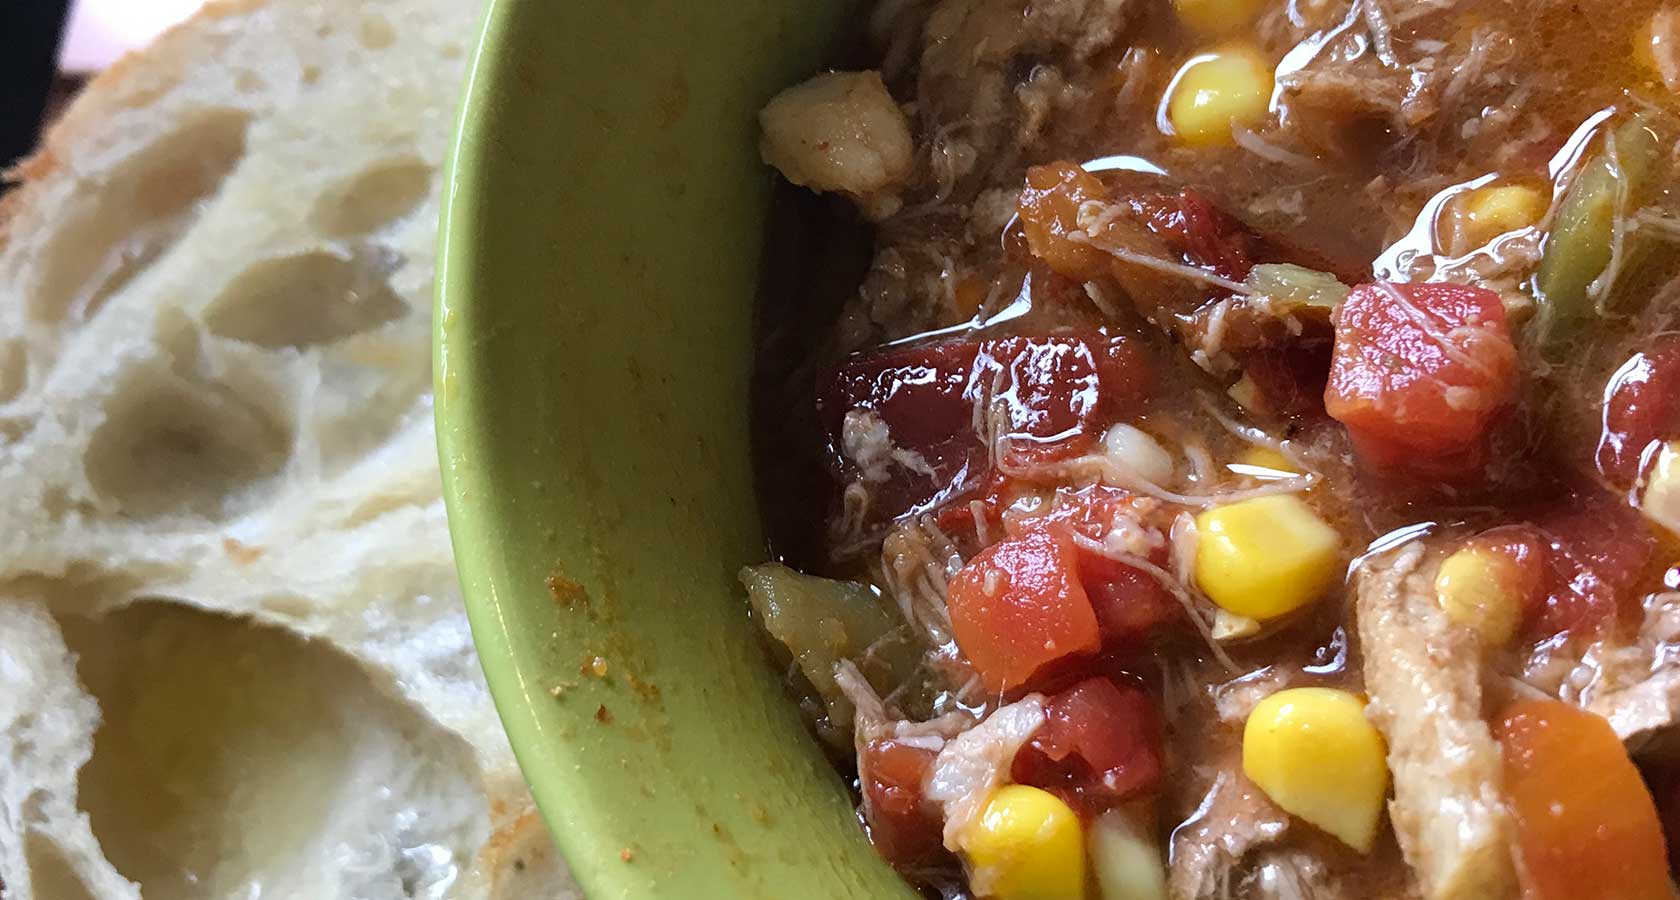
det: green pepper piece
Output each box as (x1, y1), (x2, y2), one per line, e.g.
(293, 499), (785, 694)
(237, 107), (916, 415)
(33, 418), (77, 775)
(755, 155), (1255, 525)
(740, 563), (921, 743)
(1534, 115), (1662, 347)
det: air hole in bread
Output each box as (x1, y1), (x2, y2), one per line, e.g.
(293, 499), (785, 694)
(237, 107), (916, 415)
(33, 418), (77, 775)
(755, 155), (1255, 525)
(84, 370), (290, 520)
(235, 70), (263, 93)
(59, 602), (489, 899)
(27, 110), (249, 325)
(0, 339), (26, 404)
(301, 65), (322, 84)
(203, 249), (407, 348)
(311, 157), (432, 237)
(22, 831), (99, 900)
(358, 15), (397, 50)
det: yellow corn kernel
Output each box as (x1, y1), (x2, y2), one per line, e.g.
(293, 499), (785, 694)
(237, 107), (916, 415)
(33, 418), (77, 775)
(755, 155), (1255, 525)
(1434, 545), (1523, 645)
(1172, 0), (1266, 36)
(1165, 46), (1274, 147)
(1243, 688), (1389, 852)
(962, 785), (1086, 900)
(1212, 608), (1262, 641)
(1230, 445), (1297, 480)
(1642, 441), (1680, 536)
(1456, 184), (1548, 250)
(1226, 373), (1262, 411)
(1193, 495), (1341, 620)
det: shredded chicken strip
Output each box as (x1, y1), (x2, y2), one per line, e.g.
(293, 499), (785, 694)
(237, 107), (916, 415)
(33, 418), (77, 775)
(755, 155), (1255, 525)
(925, 695), (1048, 857)
(1355, 543), (1514, 900)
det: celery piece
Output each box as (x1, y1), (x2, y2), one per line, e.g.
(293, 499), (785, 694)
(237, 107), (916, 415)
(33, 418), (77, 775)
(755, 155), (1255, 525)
(1091, 806), (1169, 900)
(1245, 263), (1349, 315)
(740, 563), (919, 740)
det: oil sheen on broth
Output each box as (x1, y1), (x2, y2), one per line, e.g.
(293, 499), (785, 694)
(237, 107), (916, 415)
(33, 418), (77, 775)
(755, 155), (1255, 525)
(745, 2), (1680, 899)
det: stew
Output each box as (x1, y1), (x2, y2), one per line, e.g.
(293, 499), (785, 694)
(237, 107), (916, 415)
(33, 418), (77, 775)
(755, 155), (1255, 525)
(745, 1), (1680, 898)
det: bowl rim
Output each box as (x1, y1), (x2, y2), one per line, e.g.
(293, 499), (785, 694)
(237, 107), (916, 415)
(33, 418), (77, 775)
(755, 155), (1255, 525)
(432, 1), (921, 896)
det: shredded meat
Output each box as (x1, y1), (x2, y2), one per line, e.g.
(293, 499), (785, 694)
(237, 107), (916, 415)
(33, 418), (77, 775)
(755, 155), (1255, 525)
(880, 515), (966, 655)
(1274, 1), (1520, 165)
(1168, 767), (1292, 900)
(924, 695), (1048, 858)
(1355, 542), (1515, 900)
(1582, 592), (1680, 753)
(843, 0), (1144, 340)
(917, 0), (1136, 194)
(839, 659), (975, 748)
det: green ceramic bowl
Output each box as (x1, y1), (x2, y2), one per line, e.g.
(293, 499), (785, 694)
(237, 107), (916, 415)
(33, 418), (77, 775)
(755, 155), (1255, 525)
(434, 1), (918, 897)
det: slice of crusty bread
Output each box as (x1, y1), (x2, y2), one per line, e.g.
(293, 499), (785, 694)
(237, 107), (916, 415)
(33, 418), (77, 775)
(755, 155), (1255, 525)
(0, 2), (580, 898)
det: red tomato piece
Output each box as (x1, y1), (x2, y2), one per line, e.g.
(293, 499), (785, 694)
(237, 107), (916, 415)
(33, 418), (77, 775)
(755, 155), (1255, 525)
(1240, 345), (1333, 420)
(860, 738), (943, 868)
(1012, 676), (1164, 815)
(820, 335), (1153, 544)
(822, 340), (986, 530)
(1526, 492), (1657, 639)
(1496, 699), (1674, 900)
(1324, 282), (1520, 475)
(1002, 486), (1181, 643)
(1598, 338), (1680, 488)
(947, 529), (1102, 693)
(1131, 189), (1264, 281)
(1080, 552), (1182, 644)
(974, 334), (1154, 467)
(1470, 492), (1658, 642)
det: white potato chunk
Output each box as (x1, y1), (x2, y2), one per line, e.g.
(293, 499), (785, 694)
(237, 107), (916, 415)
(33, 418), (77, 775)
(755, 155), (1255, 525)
(759, 70), (913, 220)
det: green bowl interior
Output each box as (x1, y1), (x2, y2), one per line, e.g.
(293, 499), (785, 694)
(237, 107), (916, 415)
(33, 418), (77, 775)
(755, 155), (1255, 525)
(436, 1), (919, 897)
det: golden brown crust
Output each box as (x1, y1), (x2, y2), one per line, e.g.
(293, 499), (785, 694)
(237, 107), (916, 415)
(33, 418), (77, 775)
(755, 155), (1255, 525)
(0, 0), (268, 252)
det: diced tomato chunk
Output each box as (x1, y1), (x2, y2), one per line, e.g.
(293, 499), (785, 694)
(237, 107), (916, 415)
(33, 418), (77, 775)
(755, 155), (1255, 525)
(1131, 189), (1264, 281)
(1495, 699), (1674, 900)
(1019, 162), (1111, 281)
(820, 334), (1153, 545)
(1526, 492), (1657, 639)
(947, 529), (1102, 693)
(1469, 492), (1658, 642)
(1240, 345), (1333, 420)
(1011, 676), (1164, 815)
(1006, 485), (1150, 542)
(860, 738), (943, 868)
(1598, 338), (1680, 488)
(822, 340), (985, 530)
(1003, 486), (1182, 643)
(976, 334), (1155, 467)
(1080, 553), (1182, 643)
(1324, 282), (1520, 475)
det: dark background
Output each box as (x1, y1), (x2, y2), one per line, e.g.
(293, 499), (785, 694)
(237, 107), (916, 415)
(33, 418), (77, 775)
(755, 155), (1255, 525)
(2, 1), (73, 178)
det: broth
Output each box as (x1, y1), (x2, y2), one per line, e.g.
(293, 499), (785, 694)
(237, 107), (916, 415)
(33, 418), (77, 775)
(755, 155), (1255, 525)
(746, 1), (1680, 898)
